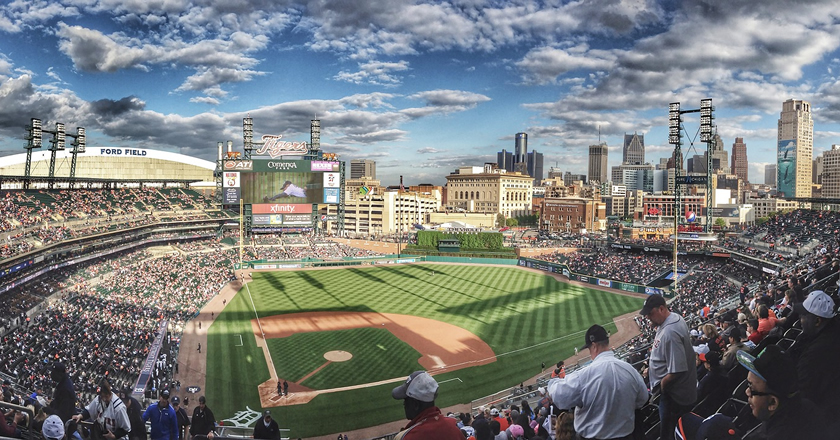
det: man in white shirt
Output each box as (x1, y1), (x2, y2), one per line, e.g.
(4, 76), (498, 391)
(547, 324), (649, 440)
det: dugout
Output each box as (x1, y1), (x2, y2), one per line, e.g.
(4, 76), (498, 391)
(438, 239), (460, 252)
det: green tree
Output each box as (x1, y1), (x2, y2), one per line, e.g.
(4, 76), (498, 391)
(714, 218), (727, 228)
(506, 218), (519, 227)
(496, 213), (506, 228)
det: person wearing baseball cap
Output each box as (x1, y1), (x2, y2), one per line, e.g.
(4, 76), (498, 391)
(42, 414), (66, 440)
(391, 370), (462, 439)
(253, 410), (280, 440)
(546, 324), (648, 440)
(142, 389), (177, 440)
(791, 290), (840, 428)
(736, 345), (827, 439)
(170, 396), (190, 440)
(640, 294), (696, 440)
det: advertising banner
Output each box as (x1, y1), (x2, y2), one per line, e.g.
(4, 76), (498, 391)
(223, 171), (240, 188)
(311, 161), (340, 172)
(777, 140), (796, 197)
(323, 188), (340, 204)
(598, 279), (611, 288)
(324, 172), (340, 188)
(252, 204), (313, 214)
(223, 187), (240, 204)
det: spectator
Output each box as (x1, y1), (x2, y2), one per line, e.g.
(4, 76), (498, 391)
(72, 379), (132, 440)
(0, 409), (25, 438)
(253, 411), (280, 440)
(736, 345), (826, 439)
(118, 388), (146, 440)
(189, 396), (216, 439)
(42, 414), (66, 440)
(641, 294), (696, 440)
(142, 389), (177, 440)
(489, 407), (508, 432)
(47, 362), (76, 423)
(790, 290), (840, 427)
(170, 396), (189, 440)
(391, 371), (463, 439)
(696, 352), (726, 404)
(721, 327), (746, 370)
(547, 324), (648, 440)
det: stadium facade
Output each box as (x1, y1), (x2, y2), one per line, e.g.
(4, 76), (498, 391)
(0, 148), (215, 184)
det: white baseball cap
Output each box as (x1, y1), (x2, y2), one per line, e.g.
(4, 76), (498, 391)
(42, 415), (65, 440)
(392, 371), (438, 403)
(796, 290), (835, 319)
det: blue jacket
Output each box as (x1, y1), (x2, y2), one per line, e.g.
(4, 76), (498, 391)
(142, 403), (178, 440)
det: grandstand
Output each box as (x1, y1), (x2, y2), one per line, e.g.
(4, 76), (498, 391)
(2, 173), (839, 440)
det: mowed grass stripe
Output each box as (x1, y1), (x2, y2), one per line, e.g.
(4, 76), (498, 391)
(207, 264), (644, 438)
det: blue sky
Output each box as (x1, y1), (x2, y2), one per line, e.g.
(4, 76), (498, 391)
(1, 0), (840, 186)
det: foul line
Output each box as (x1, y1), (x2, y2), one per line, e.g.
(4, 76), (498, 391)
(244, 280), (278, 379)
(235, 334), (243, 346)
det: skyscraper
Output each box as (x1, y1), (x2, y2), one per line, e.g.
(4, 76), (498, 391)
(822, 145), (840, 198)
(777, 99), (813, 198)
(497, 149), (515, 172)
(526, 151), (544, 182)
(731, 137), (748, 182)
(515, 133), (528, 163)
(709, 134), (728, 173)
(765, 164), (777, 186)
(350, 159), (376, 179)
(623, 133), (645, 165)
(588, 143), (608, 184)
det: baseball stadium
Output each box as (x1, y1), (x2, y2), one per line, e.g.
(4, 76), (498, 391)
(1, 131), (839, 440)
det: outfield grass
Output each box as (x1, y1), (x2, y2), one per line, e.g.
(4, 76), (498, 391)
(206, 263), (643, 438)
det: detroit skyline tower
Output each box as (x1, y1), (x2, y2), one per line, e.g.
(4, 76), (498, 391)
(777, 99), (813, 198)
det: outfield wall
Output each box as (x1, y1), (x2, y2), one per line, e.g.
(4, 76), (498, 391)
(518, 257), (665, 296)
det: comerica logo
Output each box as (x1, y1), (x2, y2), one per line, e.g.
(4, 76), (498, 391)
(267, 162), (297, 170)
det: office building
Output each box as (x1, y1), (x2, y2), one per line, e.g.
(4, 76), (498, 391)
(497, 149), (515, 172)
(349, 159), (376, 179)
(777, 99), (813, 198)
(445, 165), (533, 218)
(623, 133), (645, 164)
(710, 134), (729, 173)
(588, 143), (609, 184)
(731, 137), (748, 182)
(765, 164), (777, 186)
(515, 133), (528, 163)
(823, 145), (840, 198)
(527, 150), (544, 183)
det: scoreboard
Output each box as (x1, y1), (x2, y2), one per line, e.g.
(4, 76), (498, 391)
(222, 159), (341, 228)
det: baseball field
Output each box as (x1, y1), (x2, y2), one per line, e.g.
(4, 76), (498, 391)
(203, 263), (644, 438)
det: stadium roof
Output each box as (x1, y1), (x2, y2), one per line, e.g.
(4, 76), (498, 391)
(0, 148), (215, 170)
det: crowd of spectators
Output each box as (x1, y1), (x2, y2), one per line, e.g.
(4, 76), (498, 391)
(539, 248), (695, 285)
(0, 188), (219, 261)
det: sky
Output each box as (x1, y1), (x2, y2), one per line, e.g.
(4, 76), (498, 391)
(1, 1), (840, 187)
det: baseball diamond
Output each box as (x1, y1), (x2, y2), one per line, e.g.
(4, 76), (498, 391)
(181, 262), (644, 438)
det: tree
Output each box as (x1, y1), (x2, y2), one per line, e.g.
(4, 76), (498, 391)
(714, 218), (727, 228)
(506, 218), (519, 227)
(496, 213), (506, 228)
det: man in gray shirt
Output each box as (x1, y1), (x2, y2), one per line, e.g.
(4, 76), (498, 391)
(641, 294), (696, 440)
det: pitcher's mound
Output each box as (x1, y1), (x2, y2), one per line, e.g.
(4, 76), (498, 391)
(324, 350), (353, 362)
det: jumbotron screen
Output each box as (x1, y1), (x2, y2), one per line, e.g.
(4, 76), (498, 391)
(222, 159), (340, 227)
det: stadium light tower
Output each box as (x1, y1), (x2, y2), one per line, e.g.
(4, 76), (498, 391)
(700, 99), (714, 231)
(69, 127), (86, 182)
(23, 118), (43, 188)
(668, 102), (682, 296)
(47, 122), (66, 188)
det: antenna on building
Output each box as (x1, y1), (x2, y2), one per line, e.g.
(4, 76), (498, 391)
(598, 125), (601, 143)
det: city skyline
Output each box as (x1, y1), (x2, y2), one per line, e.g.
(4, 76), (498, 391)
(2, 1), (840, 186)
